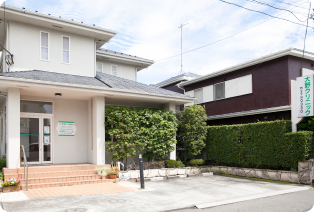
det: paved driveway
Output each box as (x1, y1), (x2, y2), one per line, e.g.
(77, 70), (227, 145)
(2, 175), (311, 212)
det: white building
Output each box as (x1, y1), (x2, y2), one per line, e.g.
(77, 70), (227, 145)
(0, 5), (193, 170)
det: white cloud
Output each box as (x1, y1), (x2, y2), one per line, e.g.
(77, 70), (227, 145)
(6, 0), (313, 84)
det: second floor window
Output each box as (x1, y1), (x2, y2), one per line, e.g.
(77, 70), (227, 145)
(215, 82), (225, 100)
(62, 36), (70, 64)
(112, 65), (117, 76)
(40, 32), (48, 60)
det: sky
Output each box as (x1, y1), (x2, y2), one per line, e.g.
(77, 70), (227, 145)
(4, 0), (314, 84)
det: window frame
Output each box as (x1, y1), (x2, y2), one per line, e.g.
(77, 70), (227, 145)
(61, 35), (70, 64)
(40, 31), (49, 61)
(96, 62), (103, 72)
(111, 64), (117, 76)
(214, 82), (225, 101)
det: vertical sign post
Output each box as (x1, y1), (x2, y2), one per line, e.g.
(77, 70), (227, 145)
(297, 75), (313, 118)
(139, 154), (144, 189)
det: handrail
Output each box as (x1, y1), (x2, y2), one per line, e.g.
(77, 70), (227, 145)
(20, 145), (28, 191)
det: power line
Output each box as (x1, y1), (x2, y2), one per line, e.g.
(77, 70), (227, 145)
(217, 0), (312, 28)
(301, 2), (311, 69)
(260, 0), (308, 10)
(155, 1), (310, 62)
(197, 24), (304, 115)
(246, 0), (307, 21)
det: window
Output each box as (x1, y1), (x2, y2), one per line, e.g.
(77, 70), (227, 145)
(184, 90), (194, 107)
(194, 88), (203, 104)
(40, 32), (48, 60)
(112, 65), (117, 76)
(96, 62), (102, 72)
(175, 105), (180, 111)
(62, 36), (70, 63)
(215, 82), (225, 100)
(20, 101), (52, 114)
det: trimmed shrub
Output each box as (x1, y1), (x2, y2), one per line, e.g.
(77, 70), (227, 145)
(0, 155), (6, 171)
(206, 120), (313, 169)
(165, 160), (185, 168)
(188, 159), (205, 166)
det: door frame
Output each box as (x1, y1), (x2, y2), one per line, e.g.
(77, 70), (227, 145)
(20, 112), (53, 164)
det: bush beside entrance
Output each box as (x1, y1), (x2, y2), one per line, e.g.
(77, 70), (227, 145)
(206, 120), (313, 169)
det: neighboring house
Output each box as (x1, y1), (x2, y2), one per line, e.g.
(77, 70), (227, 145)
(0, 4), (193, 175)
(154, 72), (200, 110)
(178, 48), (314, 126)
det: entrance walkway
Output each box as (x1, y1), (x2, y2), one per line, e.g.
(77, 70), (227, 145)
(23, 183), (135, 198)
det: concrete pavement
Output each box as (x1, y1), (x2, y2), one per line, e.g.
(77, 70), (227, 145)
(173, 189), (314, 212)
(2, 175), (311, 212)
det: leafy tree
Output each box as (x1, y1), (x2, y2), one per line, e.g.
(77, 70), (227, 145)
(176, 104), (208, 159)
(105, 106), (141, 161)
(105, 106), (177, 162)
(140, 109), (177, 161)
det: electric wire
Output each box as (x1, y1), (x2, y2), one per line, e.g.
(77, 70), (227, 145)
(217, 0), (313, 28)
(155, 1), (309, 62)
(192, 24), (304, 115)
(301, 2), (311, 69)
(246, 0), (307, 21)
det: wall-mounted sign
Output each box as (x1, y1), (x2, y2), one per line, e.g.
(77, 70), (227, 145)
(56, 121), (77, 136)
(297, 75), (313, 117)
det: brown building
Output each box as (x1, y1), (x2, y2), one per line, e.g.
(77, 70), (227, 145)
(176, 48), (314, 126)
(154, 72), (200, 110)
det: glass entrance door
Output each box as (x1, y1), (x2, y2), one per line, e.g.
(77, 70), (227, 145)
(43, 118), (51, 162)
(20, 117), (40, 163)
(20, 115), (53, 164)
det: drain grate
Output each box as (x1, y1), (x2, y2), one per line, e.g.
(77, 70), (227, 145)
(65, 208), (88, 212)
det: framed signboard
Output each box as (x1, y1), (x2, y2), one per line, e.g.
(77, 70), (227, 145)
(297, 75), (313, 117)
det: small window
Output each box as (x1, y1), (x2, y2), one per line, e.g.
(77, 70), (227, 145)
(62, 36), (70, 63)
(41, 32), (48, 60)
(194, 88), (203, 104)
(175, 105), (180, 111)
(96, 62), (102, 72)
(112, 65), (117, 76)
(215, 82), (225, 100)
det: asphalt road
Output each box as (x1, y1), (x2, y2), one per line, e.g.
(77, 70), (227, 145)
(173, 188), (314, 212)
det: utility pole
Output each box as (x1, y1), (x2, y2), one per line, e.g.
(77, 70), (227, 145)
(178, 23), (188, 75)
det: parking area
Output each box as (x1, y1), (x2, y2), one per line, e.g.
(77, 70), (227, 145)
(2, 175), (311, 212)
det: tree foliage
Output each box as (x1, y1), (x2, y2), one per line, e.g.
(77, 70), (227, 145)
(105, 106), (177, 161)
(176, 105), (208, 159)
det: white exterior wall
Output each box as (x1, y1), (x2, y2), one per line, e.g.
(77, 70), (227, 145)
(92, 96), (106, 165)
(7, 88), (20, 169)
(165, 102), (176, 160)
(96, 59), (137, 81)
(21, 96), (89, 164)
(8, 21), (95, 77)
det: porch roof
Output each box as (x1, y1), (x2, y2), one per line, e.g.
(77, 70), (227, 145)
(0, 70), (190, 99)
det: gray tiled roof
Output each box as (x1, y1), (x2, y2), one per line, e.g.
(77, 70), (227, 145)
(0, 70), (109, 88)
(0, 70), (190, 98)
(97, 48), (153, 62)
(154, 72), (201, 86)
(96, 72), (188, 97)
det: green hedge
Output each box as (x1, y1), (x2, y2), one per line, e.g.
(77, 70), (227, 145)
(206, 120), (313, 169)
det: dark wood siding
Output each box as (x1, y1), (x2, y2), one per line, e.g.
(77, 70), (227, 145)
(185, 56), (292, 117)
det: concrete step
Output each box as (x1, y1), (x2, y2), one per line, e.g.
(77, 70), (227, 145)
(20, 174), (102, 185)
(3, 164), (110, 175)
(5, 170), (100, 180)
(20, 178), (119, 190)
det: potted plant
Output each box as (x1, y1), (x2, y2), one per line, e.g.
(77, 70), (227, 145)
(100, 173), (107, 179)
(2, 178), (21, 193)
(107, 166), (119, 179)
(101, 167), (108, 174)
(96, 168), (101, 175)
